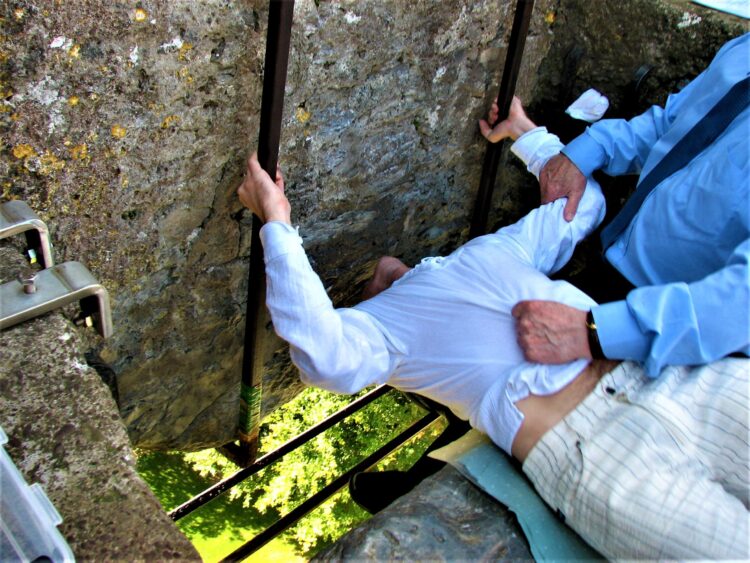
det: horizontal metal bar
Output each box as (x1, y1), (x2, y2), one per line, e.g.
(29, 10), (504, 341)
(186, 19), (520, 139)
(220, 410), (441, 562)
(169, 384), (392, 521)
(0, 261), (112, 338)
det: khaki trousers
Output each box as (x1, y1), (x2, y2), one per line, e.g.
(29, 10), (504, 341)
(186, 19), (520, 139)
(523, 359), (750, 560)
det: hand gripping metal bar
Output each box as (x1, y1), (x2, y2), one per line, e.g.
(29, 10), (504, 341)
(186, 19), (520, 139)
(469, 0), (535, 239)
(236, 0), (296, 467)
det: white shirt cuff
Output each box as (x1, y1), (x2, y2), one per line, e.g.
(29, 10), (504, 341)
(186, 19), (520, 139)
(510, 126), (551, 164)
(511, 127), (564, 178)
(259, 221), (304, 262)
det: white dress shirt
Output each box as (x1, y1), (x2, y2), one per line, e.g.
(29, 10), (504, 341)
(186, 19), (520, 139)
(260, 128), (606, 454)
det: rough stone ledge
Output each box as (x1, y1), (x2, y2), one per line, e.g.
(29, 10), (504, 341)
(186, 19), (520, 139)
(0, 244), (198, 561)
(314, 465), (533, 561)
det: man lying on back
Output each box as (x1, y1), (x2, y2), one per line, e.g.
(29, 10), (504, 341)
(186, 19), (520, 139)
(236, 99), (749, 560)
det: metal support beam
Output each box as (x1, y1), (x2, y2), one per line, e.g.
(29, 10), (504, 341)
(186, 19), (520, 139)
(469, 0), (535, 239)
(237, 0), (296, 467)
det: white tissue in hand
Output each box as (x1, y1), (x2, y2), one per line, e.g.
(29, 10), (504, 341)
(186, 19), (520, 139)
(565, 89), (609, 122)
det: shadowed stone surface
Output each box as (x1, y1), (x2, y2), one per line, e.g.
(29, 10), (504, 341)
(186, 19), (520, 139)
(1, 0), (746, 450)
(0, 245), (199, 560)
(314, 466), (532, 561)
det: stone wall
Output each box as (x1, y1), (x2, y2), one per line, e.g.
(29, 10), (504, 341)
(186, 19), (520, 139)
(1, 0), (745, 450)
(1, 0), (556, 450)
(0, 244), (199, 560)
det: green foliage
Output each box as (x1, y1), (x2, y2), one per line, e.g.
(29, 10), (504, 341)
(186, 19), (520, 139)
(140, 386), (444, 558)
(184, 387), (438, 554)
(136, 450), (297, 562)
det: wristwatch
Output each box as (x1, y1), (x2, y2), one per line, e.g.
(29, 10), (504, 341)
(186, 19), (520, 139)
(586, 311), (605, 360)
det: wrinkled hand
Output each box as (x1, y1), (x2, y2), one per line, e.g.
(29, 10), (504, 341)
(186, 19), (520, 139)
(479, 96), (537, 143)
(539, 153), (586, 221)
(237, 152), (291, 224)
(512, 300), (591, 363)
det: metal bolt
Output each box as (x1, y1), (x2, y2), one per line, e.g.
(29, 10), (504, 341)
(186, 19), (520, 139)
(20, 275), (36, 294)
(73, 314), (94, 328)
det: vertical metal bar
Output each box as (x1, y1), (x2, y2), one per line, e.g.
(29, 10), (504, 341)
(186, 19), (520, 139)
(238, 0), (296, 467)
(468, 0), (535, 240)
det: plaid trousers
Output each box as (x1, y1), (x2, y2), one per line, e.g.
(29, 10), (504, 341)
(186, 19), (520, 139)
(523, 358), (750, 560)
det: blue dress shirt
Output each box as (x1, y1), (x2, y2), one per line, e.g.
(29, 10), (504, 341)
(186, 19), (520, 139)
(562, 33), (750, 376)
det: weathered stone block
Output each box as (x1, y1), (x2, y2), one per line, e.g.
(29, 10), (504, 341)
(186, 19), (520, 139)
(0, 246), (198, 560)
(314, 466), (532, 561)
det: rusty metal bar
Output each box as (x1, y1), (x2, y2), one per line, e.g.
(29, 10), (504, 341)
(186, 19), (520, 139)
(469, 0), (535, 239)
(219, 410), (441, 562)
(237, 0), (296, 468)
(170, 385), (391, 522)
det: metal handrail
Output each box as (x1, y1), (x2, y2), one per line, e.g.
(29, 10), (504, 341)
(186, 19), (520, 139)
(237, 0), (296, 467)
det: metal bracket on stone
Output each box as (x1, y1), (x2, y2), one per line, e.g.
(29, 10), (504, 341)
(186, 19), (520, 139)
(0, 200), (55, 269)
(0, 261), (112, 338)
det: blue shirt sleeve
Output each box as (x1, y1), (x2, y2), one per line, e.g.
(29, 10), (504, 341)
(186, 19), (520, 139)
(593, 238), (750, 376)
(562, 64), (708, 178)
(562, 46), (726, 176)
(562, 34), (749, 179)
(567, 33), (750, 376)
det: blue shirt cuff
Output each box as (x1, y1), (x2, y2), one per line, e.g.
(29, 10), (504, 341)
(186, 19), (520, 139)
(592, 301), (651, 366)
(561, 131), (609, 178)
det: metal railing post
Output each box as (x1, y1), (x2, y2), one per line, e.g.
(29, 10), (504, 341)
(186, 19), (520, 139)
(469, 0), (535, 239)
(234, 0), (296, 467)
